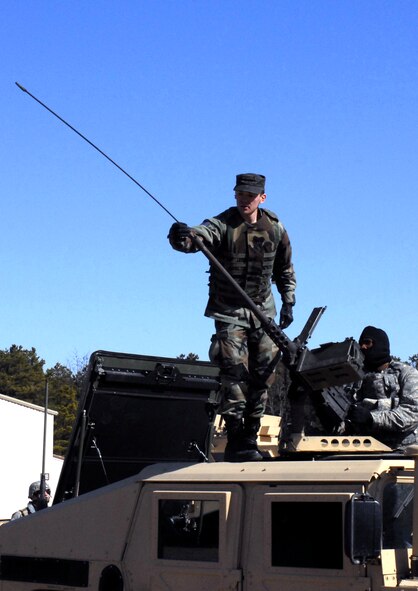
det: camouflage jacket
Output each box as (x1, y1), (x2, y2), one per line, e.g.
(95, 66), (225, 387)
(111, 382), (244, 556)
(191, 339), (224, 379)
(10, 501), (36, 520)
(355, 361), (418, 449)
(189, 207), (296, 327)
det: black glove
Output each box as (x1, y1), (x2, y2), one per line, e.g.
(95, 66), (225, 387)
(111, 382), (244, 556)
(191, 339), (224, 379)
(347, 404), (372, 426)
(168, 222), (193, 251)
(279, 303), (294, 329)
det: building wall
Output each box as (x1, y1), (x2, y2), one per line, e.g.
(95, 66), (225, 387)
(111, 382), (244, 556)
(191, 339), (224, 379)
(0, 394), (63, 521)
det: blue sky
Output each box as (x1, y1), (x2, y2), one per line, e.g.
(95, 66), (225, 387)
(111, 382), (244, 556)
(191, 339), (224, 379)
(1, 1), (417, 369)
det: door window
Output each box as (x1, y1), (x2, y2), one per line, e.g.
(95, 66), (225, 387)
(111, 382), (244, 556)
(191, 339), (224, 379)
(271, 500), (343, 569)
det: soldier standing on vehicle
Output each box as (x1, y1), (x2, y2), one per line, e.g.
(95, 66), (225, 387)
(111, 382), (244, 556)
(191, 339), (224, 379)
(10, 481), (51, 520)
(168, 173), (296, 461)
(347, 326), (418, 450)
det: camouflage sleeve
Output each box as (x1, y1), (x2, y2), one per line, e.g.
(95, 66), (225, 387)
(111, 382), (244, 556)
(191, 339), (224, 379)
(272, 226), (296, 305)
(371, 365), (418, 433)
(191, 217), (225, 251)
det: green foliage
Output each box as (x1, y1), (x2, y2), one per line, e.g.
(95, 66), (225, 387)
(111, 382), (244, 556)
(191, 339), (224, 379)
(1, 343), (417, 459)
(408, 355), (418, 368)
(46, 364), (79, 456)
(0, 345), (45, 405)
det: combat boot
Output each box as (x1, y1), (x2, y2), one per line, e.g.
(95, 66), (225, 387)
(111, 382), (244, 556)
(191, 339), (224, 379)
(240, 416), (263, 461)
(223, 416), (244, 462)
(223, 416), (263, 462)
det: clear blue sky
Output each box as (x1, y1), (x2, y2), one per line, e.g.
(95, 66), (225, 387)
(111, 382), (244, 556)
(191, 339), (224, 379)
(1, 1), (417, 370)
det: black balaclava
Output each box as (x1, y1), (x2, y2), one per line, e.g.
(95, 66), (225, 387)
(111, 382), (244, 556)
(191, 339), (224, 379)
(359, 326), (391, 371)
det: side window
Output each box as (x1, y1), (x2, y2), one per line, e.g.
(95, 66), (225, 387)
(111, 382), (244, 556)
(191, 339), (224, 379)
(382, 482), (413, 549)
(271, 501), (343, 569)
(158, 499), (220, 562)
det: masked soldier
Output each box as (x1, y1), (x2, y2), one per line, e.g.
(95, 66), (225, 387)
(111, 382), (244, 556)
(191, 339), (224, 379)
(169, 173), (296, 461)
(347, 326), (418, 450)
(10, 481), (51, 520)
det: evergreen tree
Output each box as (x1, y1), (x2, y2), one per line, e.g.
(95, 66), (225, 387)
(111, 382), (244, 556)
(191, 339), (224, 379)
(0, 345), (45, 405)
(46, 364), (79, 456)
(408, 354), (417, 368)
(177, 353), (200, 360)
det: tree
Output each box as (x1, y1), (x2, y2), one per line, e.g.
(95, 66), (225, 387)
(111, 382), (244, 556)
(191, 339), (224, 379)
(0, 345), (45, 405)
(66, 352), (90, 398)
(46, 364), (79, 456)
(408, 354), (417, 369)
(266, 360), (292, 418)
(177, 353), (200, 361)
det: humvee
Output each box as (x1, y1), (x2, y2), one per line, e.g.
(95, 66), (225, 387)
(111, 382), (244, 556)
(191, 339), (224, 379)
(1, 349), (418, 591)
(12, 83), (418, 589)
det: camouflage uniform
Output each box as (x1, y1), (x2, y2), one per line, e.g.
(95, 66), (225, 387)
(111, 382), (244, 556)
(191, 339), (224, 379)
(354, 361), (418, 449)
(187, 206), (296, 420)
(11, 502), (36, 520)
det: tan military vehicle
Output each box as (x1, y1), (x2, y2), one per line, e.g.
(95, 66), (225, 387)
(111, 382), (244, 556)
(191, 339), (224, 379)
(11, 84), (418, 589)
(1, 349), (418, 591)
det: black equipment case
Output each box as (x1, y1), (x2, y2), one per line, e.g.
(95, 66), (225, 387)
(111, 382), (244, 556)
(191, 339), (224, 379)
(54, 351), (220, 503)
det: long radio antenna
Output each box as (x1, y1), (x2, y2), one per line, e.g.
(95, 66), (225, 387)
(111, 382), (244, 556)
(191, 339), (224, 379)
(15, 82), (179, 222)
(14, 81), (302, 357)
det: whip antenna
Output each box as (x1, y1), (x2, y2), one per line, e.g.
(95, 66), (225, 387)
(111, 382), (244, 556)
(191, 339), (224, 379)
(14, 82), (304, 356)
(15, 82), (179, 222)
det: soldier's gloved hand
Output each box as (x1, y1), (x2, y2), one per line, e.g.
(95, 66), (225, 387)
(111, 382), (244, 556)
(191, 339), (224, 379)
(279, 303), (294, 328)
(168, 222), (193, 252)
(347, 404), (372, 427)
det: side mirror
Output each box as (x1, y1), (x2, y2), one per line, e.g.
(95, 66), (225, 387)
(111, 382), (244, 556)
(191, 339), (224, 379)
(345, 493), (382, 564)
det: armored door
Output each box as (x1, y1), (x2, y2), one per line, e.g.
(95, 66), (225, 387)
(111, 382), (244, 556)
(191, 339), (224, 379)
(124, 483), (243, 590)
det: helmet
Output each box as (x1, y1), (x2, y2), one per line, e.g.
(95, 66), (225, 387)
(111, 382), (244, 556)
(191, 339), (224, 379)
(28, 481), (51, 499)
(28, 481), (40, 498)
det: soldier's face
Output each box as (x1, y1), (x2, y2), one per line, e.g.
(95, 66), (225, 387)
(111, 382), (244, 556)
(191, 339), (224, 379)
(235, 191), (266, 218)
(359, 338), (374, 350)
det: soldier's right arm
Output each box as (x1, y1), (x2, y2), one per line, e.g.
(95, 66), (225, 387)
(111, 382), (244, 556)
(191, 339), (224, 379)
(168, 216), (225, 253)
(168, 222), (196, 252)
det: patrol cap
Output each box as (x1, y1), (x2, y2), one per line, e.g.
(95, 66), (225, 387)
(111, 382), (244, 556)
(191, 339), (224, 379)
(234, 173), (266, 195)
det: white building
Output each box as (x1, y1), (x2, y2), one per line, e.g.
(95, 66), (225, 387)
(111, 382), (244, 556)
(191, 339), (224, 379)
(0, 393), (64, 522)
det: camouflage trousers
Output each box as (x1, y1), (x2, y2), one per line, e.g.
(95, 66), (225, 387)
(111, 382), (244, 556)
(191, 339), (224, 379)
(209, 320), (281, 419)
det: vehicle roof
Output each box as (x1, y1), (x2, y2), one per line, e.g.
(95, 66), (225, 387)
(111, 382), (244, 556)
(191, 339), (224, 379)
(137, 458), (413, 484)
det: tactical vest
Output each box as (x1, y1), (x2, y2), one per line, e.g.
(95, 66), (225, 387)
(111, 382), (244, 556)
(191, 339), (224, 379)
(208, 208), (281, 305)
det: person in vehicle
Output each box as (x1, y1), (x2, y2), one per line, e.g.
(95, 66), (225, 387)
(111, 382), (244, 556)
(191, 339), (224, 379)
(347, 326), (418, 450)
(168, 173), (296, 461)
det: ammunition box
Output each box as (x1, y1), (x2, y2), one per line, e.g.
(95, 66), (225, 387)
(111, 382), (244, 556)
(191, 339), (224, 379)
(296, 338), (364, 390)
